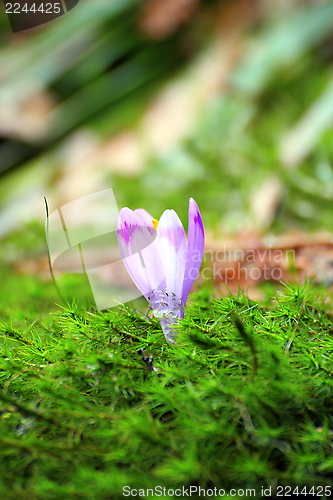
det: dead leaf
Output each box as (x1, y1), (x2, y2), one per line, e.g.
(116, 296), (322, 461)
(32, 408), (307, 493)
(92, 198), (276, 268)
(139, 0), (200, 40)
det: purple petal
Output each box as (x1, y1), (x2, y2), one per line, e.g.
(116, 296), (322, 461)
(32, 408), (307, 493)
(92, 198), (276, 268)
(117, 208), (165, 298)
(155, 209), (187, 301)
(134, 208), (156, 238)
(181, 198), (205, 306)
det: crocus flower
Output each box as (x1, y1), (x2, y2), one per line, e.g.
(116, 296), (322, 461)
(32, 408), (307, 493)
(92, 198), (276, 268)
(117, 198), (205, 343)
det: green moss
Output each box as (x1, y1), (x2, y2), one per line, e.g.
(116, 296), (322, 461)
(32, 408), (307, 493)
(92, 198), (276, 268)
(1, 275), (333, 498)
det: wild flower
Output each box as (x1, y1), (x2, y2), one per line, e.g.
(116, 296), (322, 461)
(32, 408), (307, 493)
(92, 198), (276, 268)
(117, 198), (204, 343)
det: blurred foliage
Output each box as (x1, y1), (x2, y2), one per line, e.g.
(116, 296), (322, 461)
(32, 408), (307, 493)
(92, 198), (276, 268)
(0, 0), (333, 236)
(113, 0), (333, 233)
(0, 0), (200, 172)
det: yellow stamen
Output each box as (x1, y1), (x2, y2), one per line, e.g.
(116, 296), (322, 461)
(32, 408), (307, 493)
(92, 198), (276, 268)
(152, 218), (159, 231)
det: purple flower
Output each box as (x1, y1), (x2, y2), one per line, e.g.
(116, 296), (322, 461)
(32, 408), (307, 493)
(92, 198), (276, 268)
(117, 198), (205, 343)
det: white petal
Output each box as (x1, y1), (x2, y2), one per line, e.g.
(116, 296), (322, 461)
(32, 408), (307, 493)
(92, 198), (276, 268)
(155, 209), (187, 300)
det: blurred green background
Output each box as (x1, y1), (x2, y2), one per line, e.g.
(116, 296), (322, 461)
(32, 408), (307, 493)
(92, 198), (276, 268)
(1, 0), (333, 318)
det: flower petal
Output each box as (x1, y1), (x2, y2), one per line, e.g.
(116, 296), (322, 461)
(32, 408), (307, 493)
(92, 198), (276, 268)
(155, 209), (187, 300)
(117, 208), (165, 298)
(134, 208), (156, 238)
(181, 198), (205, 306)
